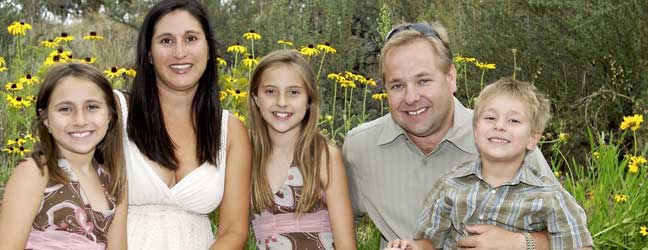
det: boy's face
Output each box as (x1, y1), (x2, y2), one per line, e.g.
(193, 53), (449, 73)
(474, 95), (541, 164)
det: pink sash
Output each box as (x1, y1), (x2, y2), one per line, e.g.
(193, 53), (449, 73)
(25, 229), (105, 250)
(252, 209), (332, 242)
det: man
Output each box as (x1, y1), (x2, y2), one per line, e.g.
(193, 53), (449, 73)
(343, 22), (556, 249)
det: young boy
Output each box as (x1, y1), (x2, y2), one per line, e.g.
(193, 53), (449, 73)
(387, 78), (593, 250)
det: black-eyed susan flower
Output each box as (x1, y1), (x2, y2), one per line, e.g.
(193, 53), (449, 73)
(553, 170), (561, 178)
(277, 40), (294, 46)
(7, 21), (32, 36)
(24, 134), (37, 142)
(243, 30), (261, 41)
(327, 73), (343, 82)
(558, 132), (570, 142)
(227, 88), (248, 100)
(620, 114), (643, 131)
(26, 95), (36, 102)
(226, 43), (247, 54)
(7, 138), (27, 146)
(242, 55), (258, 68)
(40, 39), (59, 49)
(43, 55), (62, 67)
(364, 78), (377, 87)
(2, 146), (16, 154)
(123, 68), (137, 78)
(15, 146), (31, 156)
(217, 57), (227, 66)
(372, 92), (388, 100)
(83, 31), (104, 41)
(223, 75), (236, 84)
(340, 79), (356, 89)
(628, 155), (646, 173)
(613, 194), (629, 203)
(317, 42), (336, 54)
(219, 90), (228, 101)
(78, 57), (97, 64)
(18, 74), (40, 85)
(476, 61), (496, 70)
(299, 44), (320, 57)
(6, 95), (32, 108)
(104, 66), (125, 79)
(54, 32), (75, 43)
(453, 55), (477, 63)
(640, 226), (648, 236)
(4, 81), (23, 91)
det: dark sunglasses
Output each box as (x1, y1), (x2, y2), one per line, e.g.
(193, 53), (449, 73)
(384, 23), (441, 42)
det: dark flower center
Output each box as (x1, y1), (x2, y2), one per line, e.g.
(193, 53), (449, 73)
(235, 42), (240, 45)
(308, 44), (314, 48)
(90, 31), (97, 36)
(61, 33), (68, 37)
(16, 97), (22, 101)
(53, 55), (60, 61)
(235, 89), (241, 94)
(20, 22), (24, 25)
(248, 55), (253, 59)
(250, 29), (255, 33)
(85, 57), (92, 62)
(19, 146), (24, 151)
(11, 83), (16, 88)
(26, 74), (32, 79)
(48, 39), (53, 42)
(325, 42), (331, 46)
(111, 67), (118, 72)
(57, 48), (64, 53)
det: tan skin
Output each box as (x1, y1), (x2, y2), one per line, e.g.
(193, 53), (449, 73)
(382, 39), (550, 250)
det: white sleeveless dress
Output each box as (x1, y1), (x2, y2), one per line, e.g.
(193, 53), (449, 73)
(114, 91), (227, 250)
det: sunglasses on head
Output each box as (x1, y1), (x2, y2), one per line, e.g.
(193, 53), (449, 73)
(385, 22), (441, 42)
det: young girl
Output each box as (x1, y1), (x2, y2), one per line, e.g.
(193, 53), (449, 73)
(0, 63), (127, 250)
(248, 50), (357, 249)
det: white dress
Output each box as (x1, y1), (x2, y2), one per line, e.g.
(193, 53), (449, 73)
(114, 91), (227, 250)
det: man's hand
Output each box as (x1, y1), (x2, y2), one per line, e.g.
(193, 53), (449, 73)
(457, 225), (525, 250)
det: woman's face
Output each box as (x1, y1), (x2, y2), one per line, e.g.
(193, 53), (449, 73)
(150, 9), (209, 93)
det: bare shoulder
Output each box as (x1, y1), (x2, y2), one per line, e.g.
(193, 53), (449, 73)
(14, 158), (47, 181)
(226, 114), (249, 146)
(325, 143), (343, 161)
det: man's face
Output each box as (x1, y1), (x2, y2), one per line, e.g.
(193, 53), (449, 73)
(383, 39), (457, 139)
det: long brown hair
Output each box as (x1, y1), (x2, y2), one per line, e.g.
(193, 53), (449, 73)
(248, 50), (330, 215)
(33, 63), (126, 202)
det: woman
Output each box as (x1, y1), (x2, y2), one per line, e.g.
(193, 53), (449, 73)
(114, 0), (251, 249)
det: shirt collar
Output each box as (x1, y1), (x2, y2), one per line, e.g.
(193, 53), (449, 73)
(377, 97), (477, 156)
(451, 157), (546, 187)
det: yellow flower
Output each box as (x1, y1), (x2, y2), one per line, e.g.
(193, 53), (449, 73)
(2, 146), (17, 154)
(5, 81), (23, 91)
(83, 31), (104, 41)
(325, 115), (333, 122)
(277, 40), (294, 46)
(219, 90), (228, 101)
(299, 44), (320, 57)
(453, 55), (477, 63)
(26, 95), (36, 102)
(365, 78), (377, 87)
(7, 138), (27, 146)
(243, 30), (261, 40)
(217, 57), (227, 66)
(79, 57), (97, 64)
(7, 21), (32, 36)
(223, 75), (236, 84)
(620, 114), (643, 131)
(104, 66), (125, 79)
(558, 133), (570, 142)
(15, 146), (30, 157)
(628, 155), (646, 173)
(227, 88), (248, 100)
(317, 42), (337, 54)
(327, 73), (343, 82)
(226, 43), (247, 54)
(613, 194), (629, 203)
(340, 79), (356, 89)
(18, 74), (40, 85)
(592, 151), (600, 159)
(233, 112), (246, 122)
(0, 67), (6, 72)
(40, 39), (59, 49)
(6, 94), (32, 108)
(24, 134), (37, 142)
(54, 32), (75, 43)
(640, 226), (648, 236)
(476, 61), (496, 70)
(372, 92), (388, 101)
(0, 56), (5, 67)
(242, 56), (258, 68)
(553, 170), (561, 178)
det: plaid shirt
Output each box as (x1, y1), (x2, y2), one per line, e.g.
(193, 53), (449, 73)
(414, 158), (593, 249)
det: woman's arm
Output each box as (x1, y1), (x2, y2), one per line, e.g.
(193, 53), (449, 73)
(321, 144), (357, 250)
(210, 115), (251, 250)
(107, 187), (128, 250)
(0, 158), (48, 250)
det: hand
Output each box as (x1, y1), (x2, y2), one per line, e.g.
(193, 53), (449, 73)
(457, 224), (525, 250)
(385, 239), (416, 250)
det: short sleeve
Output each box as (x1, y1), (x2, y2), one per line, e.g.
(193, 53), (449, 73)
(546, 187), (594, 249)
(342, 138), (367, 222)
(414, 177), (453, 248)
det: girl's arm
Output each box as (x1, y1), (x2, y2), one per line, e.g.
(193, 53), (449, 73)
(107, 187), (128, 250)
(0, 158), (48, 250)
(210, 115), (251, 250)
(321, 144), (357, 250)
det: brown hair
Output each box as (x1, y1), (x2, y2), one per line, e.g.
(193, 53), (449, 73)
(33, 62), (126, 202)
(380, 21), (453, 81)
(247, 50), (330, 215)
(473, 77), (552, 134)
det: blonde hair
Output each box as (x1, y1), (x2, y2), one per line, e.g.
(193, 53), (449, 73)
(380, 21), (453, 81)
(247, 50), (330, 215)
(473, 78), (551, 134)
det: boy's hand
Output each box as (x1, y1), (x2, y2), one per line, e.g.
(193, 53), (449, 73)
(458, 225), (525, 250)
(385, 239), (417, 250)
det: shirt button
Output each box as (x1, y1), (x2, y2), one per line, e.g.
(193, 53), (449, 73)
(491, 190), (496, 194)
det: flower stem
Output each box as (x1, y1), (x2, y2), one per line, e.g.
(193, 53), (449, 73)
(362, 84), (368, 122)
(317, 53), (327, 83)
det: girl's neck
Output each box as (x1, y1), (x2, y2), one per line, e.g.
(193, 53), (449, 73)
(61, 150), (96, 175)
(268, 127), (300, 156)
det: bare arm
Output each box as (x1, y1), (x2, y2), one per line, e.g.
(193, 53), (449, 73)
(0, 159), (48, 250)
(209, 115), (251, 250)
(107, 186), (128, 250)
(321, 144), (357, 250)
